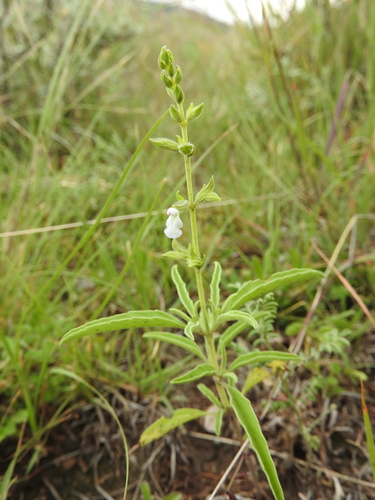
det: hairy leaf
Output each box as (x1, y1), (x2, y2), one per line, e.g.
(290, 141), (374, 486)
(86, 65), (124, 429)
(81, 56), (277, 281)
(60, 310), (185, 344)
(229, 351), (301, 371)
(197, 383), (222, 408)
(221, 269), (323, 313)
(171, 265), (195, 317)
(140, 408), (208, 446)
(143, 332), (205, 360)
(217, 311), (258, 329)
(171, 363), (216, 384)
(227, 387), (285, 500)
(210, 261), (222, 310)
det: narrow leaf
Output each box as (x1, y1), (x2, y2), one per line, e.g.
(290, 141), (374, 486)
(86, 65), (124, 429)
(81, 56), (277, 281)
(220, 321), (248, 346)
(229, 351), (301, 372)
(140, 408), (207, 446)
(171, 265), (195, 317)
(242, 367), (270, 394)
(210, 261), (222, 310)
(217, 311), (258, 329)
(150, 137), (179, 152)
(214, 409), (224, 436)
(184, 320), (199, 340)
(222, 269), (323, 313)
(60, 310), (185, 344)
(171, 363), (216, 384)
(143, 332), (206, 360)
(227, 387), (285, 500)
(197, 383), (222, 408)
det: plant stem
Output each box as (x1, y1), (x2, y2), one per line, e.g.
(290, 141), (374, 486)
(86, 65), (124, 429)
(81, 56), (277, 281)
(178, 103), (209, 332)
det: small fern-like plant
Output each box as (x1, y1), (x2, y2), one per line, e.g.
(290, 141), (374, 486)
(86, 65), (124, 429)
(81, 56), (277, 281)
(61, 47), (323, 500)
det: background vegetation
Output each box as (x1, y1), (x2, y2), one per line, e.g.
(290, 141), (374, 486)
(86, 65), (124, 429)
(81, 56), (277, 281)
(0, 0), (374, 497)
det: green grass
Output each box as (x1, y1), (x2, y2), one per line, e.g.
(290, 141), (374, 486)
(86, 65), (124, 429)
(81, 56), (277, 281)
(0, 0), (375, 494)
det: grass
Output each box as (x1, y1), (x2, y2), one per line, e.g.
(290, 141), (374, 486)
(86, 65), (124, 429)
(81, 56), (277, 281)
(0, 0), (374, 497)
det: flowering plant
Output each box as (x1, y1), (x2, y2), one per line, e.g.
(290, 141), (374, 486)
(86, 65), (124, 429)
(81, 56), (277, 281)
(61, 47), (322, 500)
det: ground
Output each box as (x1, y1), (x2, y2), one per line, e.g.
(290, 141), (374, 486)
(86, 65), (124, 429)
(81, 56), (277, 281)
(4, 331), (375, 500)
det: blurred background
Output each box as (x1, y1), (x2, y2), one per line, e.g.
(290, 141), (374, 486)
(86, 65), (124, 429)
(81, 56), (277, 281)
(1, 0), (375, 498)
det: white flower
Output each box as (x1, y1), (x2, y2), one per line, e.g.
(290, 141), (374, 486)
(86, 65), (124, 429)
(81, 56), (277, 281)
(164, 207), (183, 239)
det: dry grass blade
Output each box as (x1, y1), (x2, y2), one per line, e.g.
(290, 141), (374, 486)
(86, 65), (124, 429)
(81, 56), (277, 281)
(312, 240), (375, 329)
(291, 214), (375, 353)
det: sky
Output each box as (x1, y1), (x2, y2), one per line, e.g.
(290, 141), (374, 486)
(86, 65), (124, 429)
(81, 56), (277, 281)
(148, 0), (308, 24)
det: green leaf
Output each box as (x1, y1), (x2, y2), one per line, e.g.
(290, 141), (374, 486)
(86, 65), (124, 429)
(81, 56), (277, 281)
(242, 367), (270, 394)
(143, 332), (206, 360)
(229, 351), (301, 372)
(217, 311), (258, 329)
(150, 137), (179, 152)
(220, 321), (248, 346)
(227, 387), (285, 500)
(218, 339), (227, 371)
(60, 310), (185, 344)
(184, 320), (199, 340)
(197, 383), (222, 408)
(210, 261), (222, 310)
(140, 408), (207, 446)
(214, 409), (224, 436)
(221, 269), (323, 313)
(171, 363), (216, 384)
(171, 265), (195, 317)
(222, 371), (238, 384)
(140, 482), (152, 500)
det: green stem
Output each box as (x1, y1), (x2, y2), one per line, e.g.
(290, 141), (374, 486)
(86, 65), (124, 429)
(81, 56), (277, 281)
(178, 103), (209, 332)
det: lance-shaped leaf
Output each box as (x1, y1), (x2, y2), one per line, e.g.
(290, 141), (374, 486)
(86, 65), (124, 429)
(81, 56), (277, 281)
(197, 383), (222, 408)
(143, 332), (206, 360)
(150, 137), (179, 152)
(215, 409), (224, 436)
(227, 387), (286, 500)
(221, 269), (323, 313)
(140, 408), (208, 446)
(184, 320), (199, 340)
(171, 265), (195, 317)
(229, 351), (301, 372)
(210, 261), (222, 310)
(60, 310), (185, 345)
(216, 311), (258, 330)
(171, 363), (216, 384)
(220, 321), (248, 346)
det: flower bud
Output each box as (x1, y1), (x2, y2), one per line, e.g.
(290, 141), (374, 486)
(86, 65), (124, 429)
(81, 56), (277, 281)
(161, 73), (173, 88)
(186, 102), (204, 122)
(169, 105), (183, 124)
(178, 142), (195, 157)
(174, 85), (184, 104)
(175, 66), (183, 85)
(158, 46), (169, 70)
